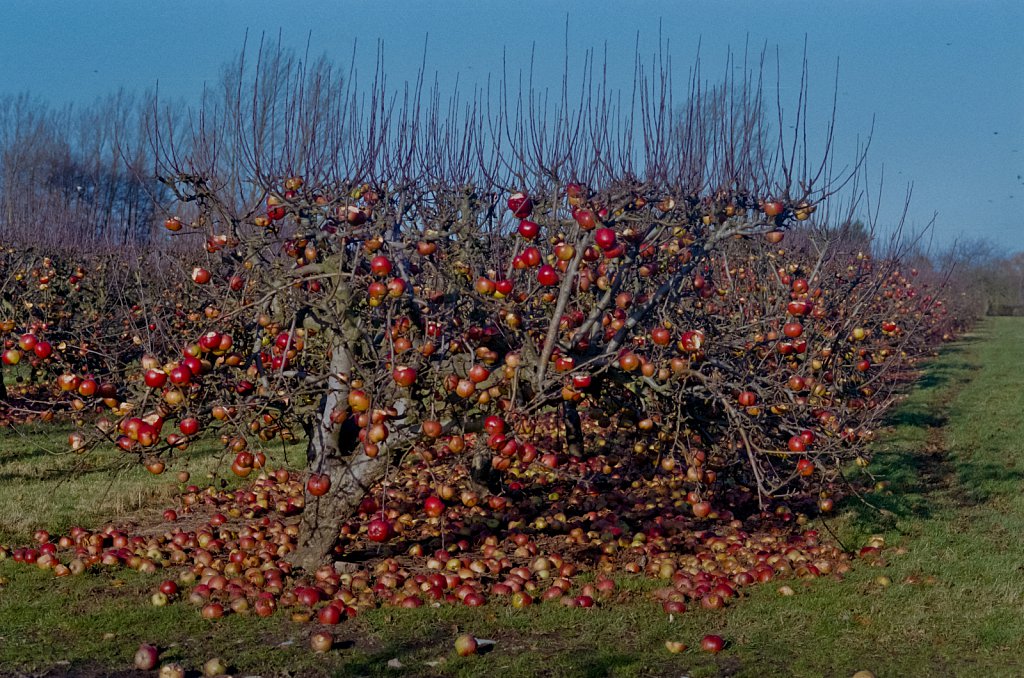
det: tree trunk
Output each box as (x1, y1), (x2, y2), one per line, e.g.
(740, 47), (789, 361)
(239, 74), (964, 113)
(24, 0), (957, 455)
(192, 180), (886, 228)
(287, 335), (408, 571)
(287, 338), (373, 571)
(469, 444), (501, 495)
(563, 401), (584, 457)
(290, 445), (391, 571)
(0, 362), (7, 401)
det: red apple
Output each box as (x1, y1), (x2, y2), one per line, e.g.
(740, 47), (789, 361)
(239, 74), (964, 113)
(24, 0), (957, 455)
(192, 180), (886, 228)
(168, 365), (192, 386)
(537, 265), (559, 286)
(307, 474), (331, 497)
(134, 644), (159, 671)
(33, 341), (52, 359)
(424, 496), (445, 518)
(392, 366), (417, 387)
(507, 192), (533, 218)
(317, 604), (343, 625)
(370, 256), (392, 277)
(518, 219), (539, 239)
(366, 518), (393, 543)
(594, 227), (616, 250)
(454, 634), (478, 656)
(179, 417), (200, 436)
(574, 209), (597, 230)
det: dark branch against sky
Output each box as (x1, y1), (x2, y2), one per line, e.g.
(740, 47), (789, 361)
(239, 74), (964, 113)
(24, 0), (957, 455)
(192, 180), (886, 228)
(2, 0), (1021, 251)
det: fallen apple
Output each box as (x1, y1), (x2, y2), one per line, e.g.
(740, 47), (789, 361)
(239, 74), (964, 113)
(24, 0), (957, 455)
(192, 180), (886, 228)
(159, 663), (186, 678)
(310, 630), (334, 653)
(700, 634), (725, 654)
(134, 644), (159, 671)
(203, 657), (228, 676)
(454, 633), (478, 656)
(665, 640), (687, 654)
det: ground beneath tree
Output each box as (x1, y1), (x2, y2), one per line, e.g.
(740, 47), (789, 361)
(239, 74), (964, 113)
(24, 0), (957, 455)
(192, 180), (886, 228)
(4, 320), (1023, 677)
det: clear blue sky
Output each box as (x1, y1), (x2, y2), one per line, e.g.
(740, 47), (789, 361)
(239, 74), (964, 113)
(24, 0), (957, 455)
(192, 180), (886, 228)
(2, 1), (1021, 253)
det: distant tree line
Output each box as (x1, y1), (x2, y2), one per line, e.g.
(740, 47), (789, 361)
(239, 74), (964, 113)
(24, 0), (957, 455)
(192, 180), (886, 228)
(0, 91), (170, 249)
(0, 42), (1018, 312)
(932, 240), (1024, 317)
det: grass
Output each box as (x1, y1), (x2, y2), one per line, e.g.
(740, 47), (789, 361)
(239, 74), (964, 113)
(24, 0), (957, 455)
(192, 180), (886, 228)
(1, 317), (1023, 677)
(0, 422), (307, 545)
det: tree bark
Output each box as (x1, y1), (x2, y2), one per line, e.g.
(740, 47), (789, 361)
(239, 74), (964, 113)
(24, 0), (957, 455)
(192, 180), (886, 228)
(290, 444), (391, 571)
(288, 336), (378, 571)
(287, 333), (411, 571)
(563, 401), (584, 458)
(0, 362), (7, 402)
(469, 444), (501, 495)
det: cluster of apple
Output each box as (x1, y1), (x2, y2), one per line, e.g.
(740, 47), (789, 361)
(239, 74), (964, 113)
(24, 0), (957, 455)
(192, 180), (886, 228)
(0, 442), (888, 630)
(0, 168), (961, 572)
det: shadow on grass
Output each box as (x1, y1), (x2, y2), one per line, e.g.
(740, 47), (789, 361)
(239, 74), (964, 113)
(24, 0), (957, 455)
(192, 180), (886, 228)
(955, 458), (1024, 505)
(883, 407), (948, 430)
(839, 340), (981, 536)
(911, 359), (975, 393)
(577, 653), (649, 678)
(0, 443), (64, 466)
(336, 641), (650, 678)
(841, 449), (947, 535)
(0, 455), (126, 484)
(331, 632), (449, 677)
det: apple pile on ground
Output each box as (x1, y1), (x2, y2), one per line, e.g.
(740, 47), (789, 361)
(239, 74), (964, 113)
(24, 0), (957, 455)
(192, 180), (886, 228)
(1, 425), (894, 632)
(0, 181), (958, 571)
(0, 178), (953, 630)
(0, 182), (955, 612)
(0, 53), (966, 663)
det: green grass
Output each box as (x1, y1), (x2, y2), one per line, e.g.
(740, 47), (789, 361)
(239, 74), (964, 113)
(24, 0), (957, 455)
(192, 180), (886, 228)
(0, 422), (306, 545)
(1, 318), (1023, 677)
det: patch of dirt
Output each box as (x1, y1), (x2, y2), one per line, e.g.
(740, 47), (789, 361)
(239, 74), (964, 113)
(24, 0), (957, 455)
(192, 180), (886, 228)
(913, 365), (981, 509)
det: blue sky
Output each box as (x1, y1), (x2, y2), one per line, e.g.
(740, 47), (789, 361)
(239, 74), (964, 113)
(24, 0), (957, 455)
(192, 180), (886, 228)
(2, 1), (1021, 252)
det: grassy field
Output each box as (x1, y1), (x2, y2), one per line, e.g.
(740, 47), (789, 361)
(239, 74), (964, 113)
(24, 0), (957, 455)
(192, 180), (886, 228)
(0, 318), (1022, 677)
(0, 421), (307, 546)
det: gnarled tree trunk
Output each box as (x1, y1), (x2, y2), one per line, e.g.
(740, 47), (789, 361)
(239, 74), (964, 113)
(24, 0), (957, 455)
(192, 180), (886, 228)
(288, 331), (411, 571)
(290, 442), (391, 571)
(288, 332), (386, 570)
